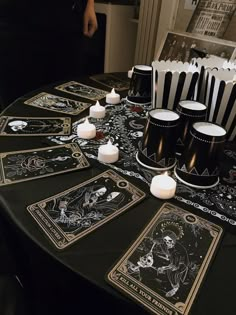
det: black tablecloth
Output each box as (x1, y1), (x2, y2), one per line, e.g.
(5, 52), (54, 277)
(0, 75), (236, 315)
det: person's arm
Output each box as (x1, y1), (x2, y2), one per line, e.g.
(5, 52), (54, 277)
(83, 0), (98, 37)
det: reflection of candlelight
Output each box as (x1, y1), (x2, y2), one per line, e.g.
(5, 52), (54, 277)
(77, 118), (96, 139)
(98, 140), (119, 163)
(150, 173), (176, 199)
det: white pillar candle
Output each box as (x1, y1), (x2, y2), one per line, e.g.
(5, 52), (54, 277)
(150, 174), (176, 199)
(77, 118), (96, 139)
(106, 88), (121, 104)
(98, 140), (119, 163)
(89, 101), (106, 119)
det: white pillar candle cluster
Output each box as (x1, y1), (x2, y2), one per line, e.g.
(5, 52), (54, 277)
(150, 173), (176, 199)
(77, 118), (96, 139)
(98, 140), (119, 163)
(89, 101), (106, 119)
(106, 88), (121, 104)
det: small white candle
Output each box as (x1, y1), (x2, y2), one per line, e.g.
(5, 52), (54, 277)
(89, 101), (106, 119)
(98, 140), (119, 163)
(128, 67), (134, 78)
(106, 88), (121, 104)
(77, 118), (96, 139)
(150, 174), (176, 199)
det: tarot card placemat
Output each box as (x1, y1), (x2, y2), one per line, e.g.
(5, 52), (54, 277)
(0, 143), (89, 186)
(27, 170), (146, 249)
(24, 92), (91, 115)
(0, 116), (71, 136)
(107, 203), (223, 315)
(90, 74), (130, 91)
(55, 81), (108, 101)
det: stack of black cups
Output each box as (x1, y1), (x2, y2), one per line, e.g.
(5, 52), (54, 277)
(136, 100), (227, 189)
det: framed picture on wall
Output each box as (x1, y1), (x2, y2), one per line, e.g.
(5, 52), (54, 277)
(155, 30), (236, 62)
(187, 0), (236, 38)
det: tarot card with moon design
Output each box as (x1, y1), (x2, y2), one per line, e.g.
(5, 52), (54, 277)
(107, 203), (223, 315)
(27, 170), (146, 249)
(0, 143), (89, 186)
(24, 92), (91, 116)
(55, 81), (108, 100)
(0, 116), (71, 136)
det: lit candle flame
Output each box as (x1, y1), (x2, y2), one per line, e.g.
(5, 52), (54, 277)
(107, 139), (113, 146)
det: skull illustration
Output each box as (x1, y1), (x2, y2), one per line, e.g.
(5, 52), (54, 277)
(163, 235), (175, 249)
(137, 252), (154, 268)
(130, 131), (143, 138)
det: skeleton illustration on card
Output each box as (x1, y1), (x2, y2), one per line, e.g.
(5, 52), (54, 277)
(90, 74), (130, 91)
(27, 170), (146, 249)
(24, 92), (91, 115)
(107, 203), (223, 315)
(0, 143), (89, 186)
(55, 81), (108, 101)
(0, 116), (71, 136)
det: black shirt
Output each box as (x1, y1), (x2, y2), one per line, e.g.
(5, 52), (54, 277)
(0, 0), (87, 31)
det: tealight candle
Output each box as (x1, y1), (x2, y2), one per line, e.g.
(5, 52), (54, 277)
(98, 140), (119, 163)
(106, 88), (121, 104)
(89, 101), (106, 119)
(128, 67), (134, 78)
(150, 173), (176, 199)
(77, 118), (96, 139)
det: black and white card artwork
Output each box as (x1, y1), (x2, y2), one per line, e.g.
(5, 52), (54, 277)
(24, 92), (91, 116)
(27, 170), (146, 249)
(0, 143), (89, 186)
(55, 81), (108, 101)
(0, 116), (71, 136)
(90, 73), (130, 91)
(107, 203), (223, 315)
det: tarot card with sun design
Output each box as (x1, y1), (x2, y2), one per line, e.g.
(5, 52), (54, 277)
(107, 203), (223, 315)
(24, 92), (91, 116)
(27, 170), (146, 249)
(0, 143), (89, 186)
(55, 81), (108, 101)
(0, 116), (71, 136)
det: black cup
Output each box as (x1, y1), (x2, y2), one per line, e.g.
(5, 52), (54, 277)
(176, 100), (207, 154)
(136, 109), (180, 170)
(127, 65), (152, 104)
(175, 121), (227, 188)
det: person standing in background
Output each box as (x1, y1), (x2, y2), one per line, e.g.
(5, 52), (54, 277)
(0, 0), (98, 109)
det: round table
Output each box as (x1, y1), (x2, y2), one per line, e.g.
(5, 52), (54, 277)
(0, 75), (236, 315)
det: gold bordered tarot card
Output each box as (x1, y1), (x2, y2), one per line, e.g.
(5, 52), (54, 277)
(0, 116), (71, 136)
(107, 203), (223, 315)
(0, 143), (90, 186)
(55, 81), (108, 101)
(24, 92), (91, 115)
(90, 73), (130, 91)
(27, 170), (146, 249)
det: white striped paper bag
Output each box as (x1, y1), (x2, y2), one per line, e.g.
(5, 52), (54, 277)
(152, 60), (200, 111)
(205, 68), (236, 142)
